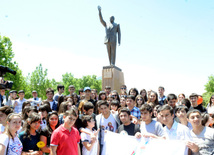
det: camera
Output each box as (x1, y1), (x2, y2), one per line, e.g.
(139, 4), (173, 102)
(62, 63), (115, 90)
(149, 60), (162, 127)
(0, 65), (16, 90)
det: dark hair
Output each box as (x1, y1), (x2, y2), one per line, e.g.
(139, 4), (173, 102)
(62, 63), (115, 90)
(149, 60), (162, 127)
(57, 95), (65, 112)
(111, 100), (120, 110)
(158, 86), (165, 90)
(187, 109), (201, 119)
(23, 112), (41, 140)
(167, 94), (177, 101)
(135, 95), (145, 108)
(81, 115), (93, 128)
(140, 104), (153, 113)
(98, 91), (107, 100)
(46, 88), (54, 95)
(39, 104), (52, 113)
(119, 107), (130, 116)
(98, 100), (109, 108)
(18, 90), (25, 94)
(72, 93), (79, 103)
(159, 105), (174, 115)
(79, 88), (83, 95)
(22, 106), (31, 120)
(209, 95), (214, 107)
(201, 113), (210, 126)
(128, 88), (139, 97)
(140, 89), (148, 102)
(175, 105), (189, 114)
(57, 84), (64, 91)
(64, 109), (77, 117)
(154, 105), (161, 114)
(22, 101), (31, 114)
(83, 102), (94, 111)
(126, 95), (135, 101)
(178, 93), (185, 98)
(181, 99), (191, 109)
(58, 101), (69, 114)
(46, 111), (59, 134)
(111, 90), (120, 101)
(120, 85), (127, 89)
(0, 106), (13, 115)
(41, 100), (51, 107)
(147, 91), (159, 106)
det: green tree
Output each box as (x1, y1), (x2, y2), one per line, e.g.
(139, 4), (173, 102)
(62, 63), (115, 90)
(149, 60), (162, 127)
(0, 35), (27, 92)
(202, 75), (214, 106)
(26, 64), (56, 99)
(61, 73), (102, 95)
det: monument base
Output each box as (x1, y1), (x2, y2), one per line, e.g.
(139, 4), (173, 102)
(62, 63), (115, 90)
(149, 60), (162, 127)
(102, 65), (125, 93)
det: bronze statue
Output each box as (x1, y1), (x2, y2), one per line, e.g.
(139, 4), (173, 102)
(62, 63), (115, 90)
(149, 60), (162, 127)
(98, 6), (121, 66)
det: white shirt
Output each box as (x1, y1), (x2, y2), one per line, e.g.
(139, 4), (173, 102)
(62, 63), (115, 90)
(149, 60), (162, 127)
(164, 121), (192, 155)
(13, 98), (26, 113)
(81, 128), (98, 155)
(100, 113), (117, 144)
(0, 134), (23, 155)
(0, 124), (5, 134)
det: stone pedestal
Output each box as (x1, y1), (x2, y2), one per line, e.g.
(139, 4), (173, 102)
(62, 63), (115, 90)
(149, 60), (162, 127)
(102, 66), (125, 93)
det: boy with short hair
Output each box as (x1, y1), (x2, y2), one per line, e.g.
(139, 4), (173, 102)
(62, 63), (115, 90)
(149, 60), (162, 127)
(126, 95), (141, 120)
(140, 104), (165, 138)
(46, 88), (57, 111)
(50, 109), (81, 155)
(118, 107), (140, 136)
(13, 90), (27, 113)
(81, 115), (99, 155)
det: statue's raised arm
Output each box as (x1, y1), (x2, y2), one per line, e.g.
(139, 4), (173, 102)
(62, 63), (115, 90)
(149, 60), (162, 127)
(98, 6), (106, 27)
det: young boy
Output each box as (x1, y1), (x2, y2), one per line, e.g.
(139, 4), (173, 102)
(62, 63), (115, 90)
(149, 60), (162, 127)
(140, 104), (165, 138)
(81, 115), (99, 155)
(126, 95), (141, 120)
(46, 88), (57, 111)
(13, 90), (26, 113)
(118, 107), (140, 136)
(50, 109), (81, 155)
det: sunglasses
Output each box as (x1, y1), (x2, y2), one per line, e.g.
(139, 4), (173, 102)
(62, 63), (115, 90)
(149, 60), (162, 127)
(121, 88), (126, 90)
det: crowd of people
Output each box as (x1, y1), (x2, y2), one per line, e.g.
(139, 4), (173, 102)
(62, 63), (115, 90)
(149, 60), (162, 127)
(0, 84), (214, 155)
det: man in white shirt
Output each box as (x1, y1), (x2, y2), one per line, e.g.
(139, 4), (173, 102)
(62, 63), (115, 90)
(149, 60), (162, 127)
(13, 90), (26, 113)
(28, 90), (42, 109)
(159, 105), (198, 155)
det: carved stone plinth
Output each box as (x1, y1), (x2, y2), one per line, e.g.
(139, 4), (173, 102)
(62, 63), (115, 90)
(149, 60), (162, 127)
(102, 66), (125, 93)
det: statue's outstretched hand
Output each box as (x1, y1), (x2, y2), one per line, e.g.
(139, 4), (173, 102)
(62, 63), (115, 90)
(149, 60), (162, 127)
(98, 6), (101, 12)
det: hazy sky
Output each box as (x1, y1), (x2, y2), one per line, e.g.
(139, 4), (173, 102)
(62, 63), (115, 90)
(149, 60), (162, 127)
(0, 0), (214, 96)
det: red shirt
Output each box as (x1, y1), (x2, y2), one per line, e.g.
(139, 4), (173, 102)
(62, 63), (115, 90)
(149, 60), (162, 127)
(51, 125), (80, 155)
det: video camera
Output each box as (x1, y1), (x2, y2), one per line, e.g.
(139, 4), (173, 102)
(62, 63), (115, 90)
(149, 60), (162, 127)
(0, 65), (16, 90)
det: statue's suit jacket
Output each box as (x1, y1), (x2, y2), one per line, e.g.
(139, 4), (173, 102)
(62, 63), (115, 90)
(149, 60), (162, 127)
(104, 23), (120, 44)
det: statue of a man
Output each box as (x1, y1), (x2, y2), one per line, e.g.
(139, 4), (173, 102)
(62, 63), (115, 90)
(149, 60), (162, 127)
(98, 6), (121, 66)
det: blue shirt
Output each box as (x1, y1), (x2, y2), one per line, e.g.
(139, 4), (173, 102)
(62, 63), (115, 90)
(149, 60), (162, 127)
(130, 106), (141, 120)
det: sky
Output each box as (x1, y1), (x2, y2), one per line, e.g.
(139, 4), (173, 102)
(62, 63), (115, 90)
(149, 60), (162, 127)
(0, 0), (214, 97)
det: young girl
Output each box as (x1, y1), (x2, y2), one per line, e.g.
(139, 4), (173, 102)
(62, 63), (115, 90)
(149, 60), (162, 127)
(0, 113), (23, 155)
(40, 111), (59, 154)
(81, 115), (99, 155)
(135, 95), (145, 108)
(19, 112), (42, 154)
(39, 104), (52, 130)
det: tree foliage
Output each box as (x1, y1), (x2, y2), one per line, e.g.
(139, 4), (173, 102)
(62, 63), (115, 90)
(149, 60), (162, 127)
(26, 64), (56, 99)
(202, 75), (214, 106)
(0, 35), (27, 92)
(0, 35), (102, 99)
(62, 73), (102, 95)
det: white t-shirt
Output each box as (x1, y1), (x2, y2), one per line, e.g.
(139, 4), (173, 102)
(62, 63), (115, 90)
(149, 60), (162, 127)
(0, 134), (23, 155)
(81, 128), (98, 155)
(0, 124), (5, 134)
(100, 113), (117, 144)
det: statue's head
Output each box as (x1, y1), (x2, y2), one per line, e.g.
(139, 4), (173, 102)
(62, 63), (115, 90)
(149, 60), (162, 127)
(110, 16), (115, 23)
